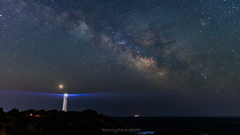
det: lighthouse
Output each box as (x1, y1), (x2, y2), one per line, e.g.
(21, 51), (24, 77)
(62, 93), (68, 112)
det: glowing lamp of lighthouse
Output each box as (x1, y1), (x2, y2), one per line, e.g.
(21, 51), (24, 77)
(62, 93), (68, 112)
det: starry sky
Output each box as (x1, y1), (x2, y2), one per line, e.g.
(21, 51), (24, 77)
(0, 0), (240, 116)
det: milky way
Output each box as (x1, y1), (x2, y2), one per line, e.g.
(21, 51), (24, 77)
(0, 0), (240, 115)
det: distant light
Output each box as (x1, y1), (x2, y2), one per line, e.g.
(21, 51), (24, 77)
(59, 85), (63, 89)
(135, 115), (139, 117)
(35, 115), (41, 118)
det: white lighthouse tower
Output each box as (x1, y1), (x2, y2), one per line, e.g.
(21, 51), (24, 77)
(62, 93), (68, 112)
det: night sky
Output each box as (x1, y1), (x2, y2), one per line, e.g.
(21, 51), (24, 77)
(0, 0), (240, 116)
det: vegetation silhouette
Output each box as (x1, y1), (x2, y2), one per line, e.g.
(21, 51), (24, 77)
(0, 107), (129, 135)
(0, 107), (203, 135)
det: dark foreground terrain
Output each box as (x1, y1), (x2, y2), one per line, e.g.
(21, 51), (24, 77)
(0, 108), (129, 135)
(0, 108), (204, 135)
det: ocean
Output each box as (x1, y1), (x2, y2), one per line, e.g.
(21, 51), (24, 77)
(112, 117), (240, 135)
